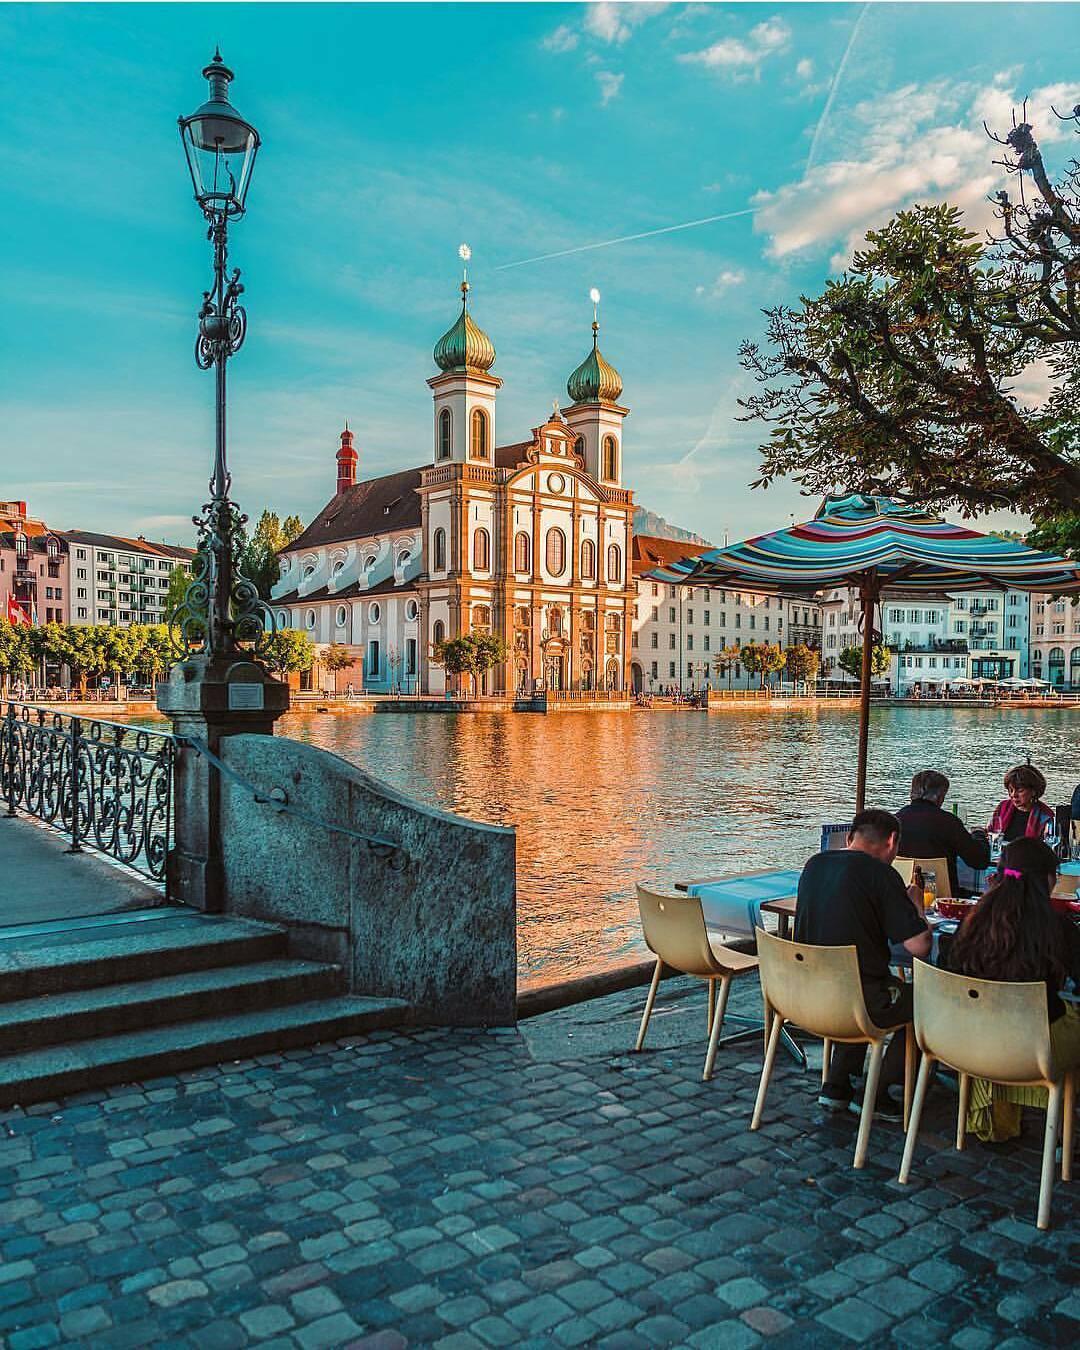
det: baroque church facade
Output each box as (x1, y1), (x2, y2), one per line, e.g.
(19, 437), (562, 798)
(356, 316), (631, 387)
(272, 276), (635, 696)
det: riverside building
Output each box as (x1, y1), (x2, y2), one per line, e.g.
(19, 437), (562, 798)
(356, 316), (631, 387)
(0, 500), (69, 625)
(272, 279), (636, 695)
(63, 532), (195, 628)
(1029, 595), (1080, 689)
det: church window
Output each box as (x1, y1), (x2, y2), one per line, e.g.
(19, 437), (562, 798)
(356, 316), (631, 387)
(473, 527), (491, 571)
(405, 599), (419, 621)
(438, 409), (452, 459)
(305, 609), (316, 628)
(515, 607), (530, 627)
(397, 550), (411, 569)
(332, 558), (345, 575)
(472, 605), (492, 630)
(602, 435), (618, 482)
(367, 639), (380, 677)
(580, 539), (596, 580)
(432, 619), (446, 648)
(364, 554), (377, 570)
(369, 602), (381, 623)
(514, 532), (531, 574)
(606, 613), (621, 631)
(607, 543), (621, 583)
(471, 409), (489, 460)
(546, 527), (566, 577)
(573, 435), (585, 461)
(277, 611), (288, 627)
(433, 528), (446, 571)
(303, 562), (316, 579)
(335, 605), (347, 627)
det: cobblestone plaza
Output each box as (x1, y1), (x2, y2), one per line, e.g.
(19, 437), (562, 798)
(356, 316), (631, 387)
(1, 977), (1077, 1348)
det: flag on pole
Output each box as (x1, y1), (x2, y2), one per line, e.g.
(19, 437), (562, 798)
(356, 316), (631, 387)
(6, 595), (31, 627)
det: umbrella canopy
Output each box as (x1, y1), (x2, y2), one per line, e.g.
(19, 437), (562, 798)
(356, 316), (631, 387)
(647, 494), (1080, 809)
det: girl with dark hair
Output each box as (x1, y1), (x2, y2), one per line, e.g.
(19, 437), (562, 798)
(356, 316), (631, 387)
(988, 764), (1055, 842)
(947, 838), (1080, 1141)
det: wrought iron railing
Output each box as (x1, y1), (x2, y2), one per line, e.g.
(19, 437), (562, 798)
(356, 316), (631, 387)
(1, 702), (175, 885)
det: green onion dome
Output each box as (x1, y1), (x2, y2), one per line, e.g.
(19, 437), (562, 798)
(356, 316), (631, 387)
(567, 324), (622, 403)
(433, 286), (496, 374)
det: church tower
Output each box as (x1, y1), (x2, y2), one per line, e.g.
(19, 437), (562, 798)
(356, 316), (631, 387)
(562, 289), (627, 487)
(427, 245), (501, 466)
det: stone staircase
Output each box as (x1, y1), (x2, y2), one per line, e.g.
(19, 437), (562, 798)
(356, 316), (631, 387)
(0, 908), (408, 1107)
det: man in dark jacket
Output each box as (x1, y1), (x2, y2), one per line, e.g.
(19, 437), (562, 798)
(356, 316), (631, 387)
(896, 769), (991, 895)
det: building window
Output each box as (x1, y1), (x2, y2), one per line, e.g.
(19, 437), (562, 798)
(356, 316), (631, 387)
(472, 605), (492, 631)
(369, 602), (381, 623)
(335, 605), (347, 627)
(607, 543), (621, 583)
(432, 619), (445, 649)
(406, 598), (419, 621)
(433, 527), (446, 572)
(546, 528), (566, 577)
(650, 632), (657, 649)
(470, 409), (489, 460)
(514, 532), (531, 574)
(368, 640), (381, 677)
(602, 435), (617, 482)
(278, 611), (288, 627)
(406, 638), (417, 677)
(305, 609), (316, 628)
(580, 539), (596, 580)
(573, 435), (585, 461)
(438, 409), (452, 459)
(473, 527), (491, 571)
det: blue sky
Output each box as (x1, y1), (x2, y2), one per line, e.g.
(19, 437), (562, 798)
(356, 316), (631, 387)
(3, 2), (1079, 545)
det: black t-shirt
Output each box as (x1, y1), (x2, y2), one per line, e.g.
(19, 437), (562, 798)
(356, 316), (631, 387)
(795, 849), (927, 990)
(1003, 808), (1030, 842)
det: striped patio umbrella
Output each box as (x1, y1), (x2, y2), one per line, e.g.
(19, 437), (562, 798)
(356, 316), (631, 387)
(648, 493), (1080, 809)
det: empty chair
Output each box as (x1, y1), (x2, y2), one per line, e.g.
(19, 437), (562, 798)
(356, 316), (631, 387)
(751, 928), (915, 1169)
(898, 960), (1075, 1230)
(634, 884), (761, 1082)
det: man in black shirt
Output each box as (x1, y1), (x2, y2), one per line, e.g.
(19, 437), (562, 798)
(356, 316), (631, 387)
(796, 808), (931, 1119)
(896, 769), (991, 895)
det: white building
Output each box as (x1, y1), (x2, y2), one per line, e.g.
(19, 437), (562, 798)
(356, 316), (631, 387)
(1029, 595), (1080, 689)
(63, 532), (194, 628)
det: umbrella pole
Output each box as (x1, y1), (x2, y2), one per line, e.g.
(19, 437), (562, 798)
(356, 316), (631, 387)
(855, 578), (877, 813)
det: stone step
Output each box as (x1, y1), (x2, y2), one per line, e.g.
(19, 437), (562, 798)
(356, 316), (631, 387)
(0, 959), (344, 1054)
(0, 996), (409, 1106)
(0, 916), (287, 1002)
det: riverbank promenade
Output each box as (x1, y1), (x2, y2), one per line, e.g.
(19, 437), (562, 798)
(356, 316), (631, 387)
(2, 974), (1077, 1348)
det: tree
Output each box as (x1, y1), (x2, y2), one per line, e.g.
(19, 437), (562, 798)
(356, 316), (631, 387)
(432, 633), (508, 696)
(321, 643), (353, 694)
(738, 108), (1080, 555)
(838, 644), (891, 682)
(785, 643), (821, 687)
(740, 642), (787, 689)
(263, 629), (315, 678)
(240, 510), (306, 599)
(164, 565), (193, 617)
(712, 644), (742, 690)
(0, 620), (34, 688)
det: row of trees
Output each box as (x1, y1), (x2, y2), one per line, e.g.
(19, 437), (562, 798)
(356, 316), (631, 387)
(0, 619), (316, 691)
(706, 641), (888, 690)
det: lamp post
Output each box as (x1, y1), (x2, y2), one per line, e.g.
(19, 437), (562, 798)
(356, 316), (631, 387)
(173, 49), (271, 658)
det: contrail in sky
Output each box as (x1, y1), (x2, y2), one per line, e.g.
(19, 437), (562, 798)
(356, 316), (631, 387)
(494, 207), (756, 271)
(805, 1), (870, 175)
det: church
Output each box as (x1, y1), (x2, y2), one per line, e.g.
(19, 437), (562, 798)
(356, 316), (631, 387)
(272, 269), (635, 696)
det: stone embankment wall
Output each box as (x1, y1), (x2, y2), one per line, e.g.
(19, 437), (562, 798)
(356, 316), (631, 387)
(217, 735), (517, 1026)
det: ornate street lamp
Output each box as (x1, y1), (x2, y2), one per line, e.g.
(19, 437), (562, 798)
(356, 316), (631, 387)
(172, 50), (272, 659)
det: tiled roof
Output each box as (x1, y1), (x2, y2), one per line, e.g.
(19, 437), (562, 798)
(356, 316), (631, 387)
(0, 528), (66, 554)
(631, 534), (709, 577)
(287, 468), (425, 553)
(62, 530), (195, 560)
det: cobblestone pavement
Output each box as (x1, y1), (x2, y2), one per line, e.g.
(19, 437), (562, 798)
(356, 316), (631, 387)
(1, 976), (1077, 1348)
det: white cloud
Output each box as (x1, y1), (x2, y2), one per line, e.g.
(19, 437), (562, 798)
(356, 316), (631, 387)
(679, 17), (791, 79)
(753, 78), (1080, 266)
(596, 71), (625, 106)
(695, 269), (746, 298)
(542, 25), (578, 54)
(584, 2), (669, 46)
(795, 57), (814, 81)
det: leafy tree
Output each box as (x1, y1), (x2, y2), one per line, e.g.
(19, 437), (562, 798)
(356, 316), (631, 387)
(838, 643), (891, 682)
(0, 620), (34, 686)
(321, 643), (354, 693)
(711, 644), (743, 690)
(263, 628), (315, 677)
(240, 510), (306, 599)
(432, 633), (508, 695)
(164, 565), (193, 617)
(740, 641), (787, 689)
(785, 643), (821, 686)
(739, 108), (1080, 555)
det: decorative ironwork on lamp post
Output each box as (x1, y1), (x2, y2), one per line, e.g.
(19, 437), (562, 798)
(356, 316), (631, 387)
(172, 50), (274, 660)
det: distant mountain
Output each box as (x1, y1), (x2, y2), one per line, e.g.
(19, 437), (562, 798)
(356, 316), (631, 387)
(633, 506), (711, 547)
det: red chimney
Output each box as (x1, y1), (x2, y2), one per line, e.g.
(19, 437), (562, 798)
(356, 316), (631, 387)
(336, 424), (357, 496)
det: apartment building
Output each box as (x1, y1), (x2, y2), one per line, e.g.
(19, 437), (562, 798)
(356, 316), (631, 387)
(0, 500), (69, 625)
(1029, 594), (1080, 688)
(64, 532), (195, 628)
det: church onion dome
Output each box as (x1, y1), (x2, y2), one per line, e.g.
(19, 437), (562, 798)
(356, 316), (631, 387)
(433, 287), (496, 374)
(567, 323), (622, 404)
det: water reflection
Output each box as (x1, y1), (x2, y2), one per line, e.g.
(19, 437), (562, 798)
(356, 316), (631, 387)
(276, 707), (1078, 988)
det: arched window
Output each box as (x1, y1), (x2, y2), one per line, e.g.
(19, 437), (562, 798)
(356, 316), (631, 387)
(1071, 647), (1080, 686)
(545, 527), (566, 577)
(602, 435), (618, 482)
(573, 435), (585, 461)
(432, 619), (446, 649)
(548, 607), (563, 636)
(580, 539), (596, 580)
(473, 527), (490, 571)
(332, 558), (345, 576)
(438, 409), (452, 460)
(405, 599), (419, 622)
(1048, 646), (1066, 684)
(471, 409), (489, 460)
(335, 605), (347, 627)
(472, 605), (491, 631)
(369, 602), (381, 623)
(514, 532), (531, 574)
(607, 543), (621, 583)
(432, 528), (446, 571)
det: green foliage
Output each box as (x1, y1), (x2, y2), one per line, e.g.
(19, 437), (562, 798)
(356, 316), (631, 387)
(0, 621), (182, 692)
(240, 510), (306, 599)
(321, 643), (354, 692)
(838, 644), (891, 681)
(263, 628), (315, 676)
(739, 641), (787, 688)
(784, 643), (821, 685)
(164, 565), (193, 616)
(432, 633), (509, 690)
(0, 620), (35, 680)
(712, 644), (742, 686)
(739, 109), (1080, 551)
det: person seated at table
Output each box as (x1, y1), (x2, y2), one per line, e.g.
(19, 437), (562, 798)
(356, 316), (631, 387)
(947, 837), (1080, 1142)
(796, 808), (931, 1121)
(896, 769), (991, 896)
(988, 764), (1055, 842)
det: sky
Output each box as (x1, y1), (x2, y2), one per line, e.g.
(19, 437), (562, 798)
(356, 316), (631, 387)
(2, 1), (1079, 547)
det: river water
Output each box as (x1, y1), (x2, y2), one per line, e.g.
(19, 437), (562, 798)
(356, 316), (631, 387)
(269, 706), (1078, 988)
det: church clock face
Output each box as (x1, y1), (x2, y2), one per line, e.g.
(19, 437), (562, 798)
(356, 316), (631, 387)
(547, 472), (566, 495)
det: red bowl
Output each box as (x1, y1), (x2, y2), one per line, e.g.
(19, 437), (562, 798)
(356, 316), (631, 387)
(1051, 896), (1080, 917)
(937, 897), (977, 920)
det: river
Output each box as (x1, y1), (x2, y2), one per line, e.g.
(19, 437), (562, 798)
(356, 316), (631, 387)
(267, 706), (1078, 988)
